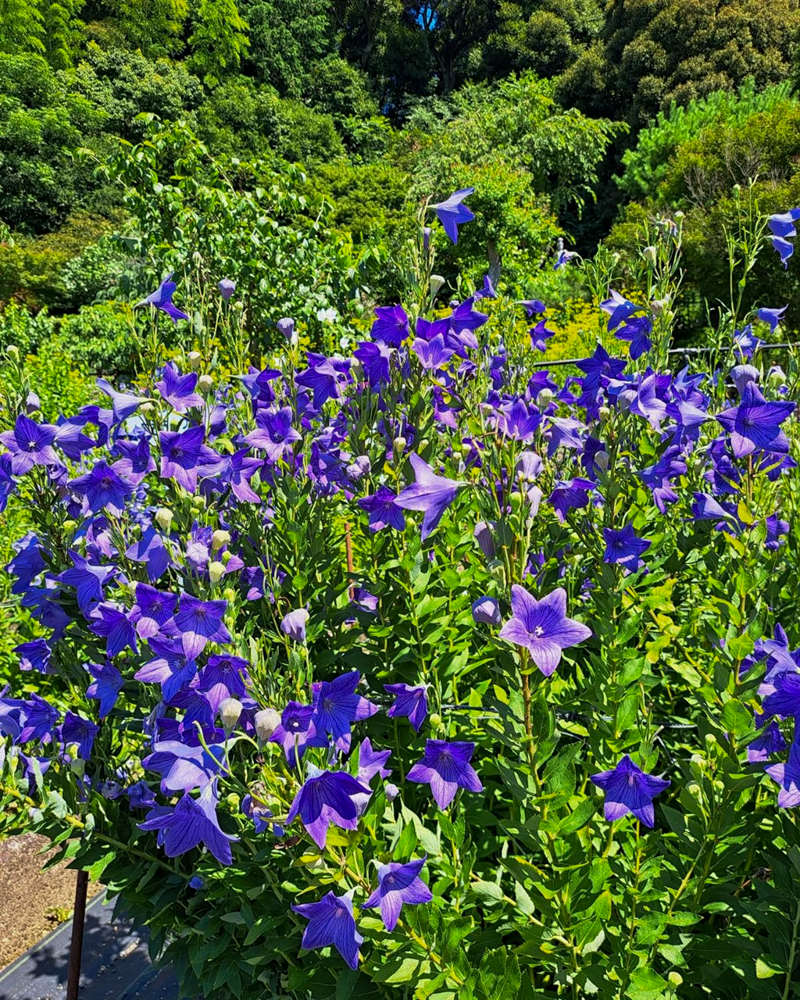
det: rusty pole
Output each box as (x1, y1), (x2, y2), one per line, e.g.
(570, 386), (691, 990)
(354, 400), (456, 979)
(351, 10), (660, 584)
(66, 870), (89, 1000)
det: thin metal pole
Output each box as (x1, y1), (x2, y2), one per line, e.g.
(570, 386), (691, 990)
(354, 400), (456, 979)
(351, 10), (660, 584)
(66, 870), (89, 1000)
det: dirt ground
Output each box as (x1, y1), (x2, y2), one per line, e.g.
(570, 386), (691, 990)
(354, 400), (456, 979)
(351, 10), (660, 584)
(0, 834), (101, 969)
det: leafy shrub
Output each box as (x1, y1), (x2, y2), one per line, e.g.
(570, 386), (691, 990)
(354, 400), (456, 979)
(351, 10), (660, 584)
(2, 189), (800, 1000)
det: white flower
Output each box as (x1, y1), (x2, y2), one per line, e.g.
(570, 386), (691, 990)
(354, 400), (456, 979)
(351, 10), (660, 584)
(316, 307), (339, 324)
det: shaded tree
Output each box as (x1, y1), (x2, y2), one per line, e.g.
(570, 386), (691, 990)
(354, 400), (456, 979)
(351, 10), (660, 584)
(240, 0), (335, 97)
(107, 0), (187, 56)
(188, 0), (249, 87)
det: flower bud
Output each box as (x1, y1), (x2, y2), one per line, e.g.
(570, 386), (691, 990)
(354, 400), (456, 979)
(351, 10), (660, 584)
(472, 596), (501, 626)
(218, 278), (236, 301)
(418, 438), (429, 452)
(643, 245), (658, 265)
(198, 374), (214, 394)
(536, 388), (554, 408)
(208, 560), (226, 583)
(384, 782), (399, 802)
(140, 401), (154, 415)
(430, 275), (446, 298)
(254, 708), (281, 742)
(226, 792), (240, 809)
(63, 519), (77, 534)
(221, 549), (232, 566)
(393, 436), (407, 453)
(281, 608), (309, 642)
(233, 300), (245, 313)
(594, 450), (610, 471)
(212, 529), (231, 551)
(187, 351), (202, 371)
(429, 713), (443, 730)
(598, 406), (611, 423)
(673, 210), (684, 221)
(473, 521), (495, 559)
(192, 494), (205, 510)
(769, 365), (787, 386)
(223, 587), (237, 602)
(6, 345), (19, 360)
(219, 697), (243, 730)
(155, 507), (174, 531)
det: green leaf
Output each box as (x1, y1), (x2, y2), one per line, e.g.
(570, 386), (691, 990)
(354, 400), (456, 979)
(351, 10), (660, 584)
(472, 880), (504, 902)
(625, 967), (670, 1000)
(721, 698), (753, 738)
(558, 797), (596, 835)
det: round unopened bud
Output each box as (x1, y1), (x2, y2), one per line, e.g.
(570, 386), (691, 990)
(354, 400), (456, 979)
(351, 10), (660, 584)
(643, 245), (658, 265)
(191, 494), (205, 510)
(6, 345), (19, 360)
(198, 374), (214, 394)
(673, 210), (684, 221)
(254, 708), (281, 742)
(536, 388), (554, 408)
(211, 529), (231, 551)
(430, 275), (446, 298)
(62, 519), (77, 534)
(226, 792), (240, 809)
(187, 351), (202, 371)
(430, 713), (443, 730)
(219, 697), (243, 730)
(208, 561), (226, 583)
(594, 450), (610, 471)
(385, 782), (399, 802)
(155, 507), (174, 531)
(769, 365), (787, 386)
(418, 438), (429, 452)
(221, 549), (232, 566)
(598, 406), (611, 423)
(223, 587), (237, 602)
(233, 300), (244, 313)
(393, 436), (407, 453)
(140, 401), (154, 415)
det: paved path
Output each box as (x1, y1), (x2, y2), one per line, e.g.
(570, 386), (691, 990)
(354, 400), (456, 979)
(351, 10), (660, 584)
(0, 892), (178, 1000)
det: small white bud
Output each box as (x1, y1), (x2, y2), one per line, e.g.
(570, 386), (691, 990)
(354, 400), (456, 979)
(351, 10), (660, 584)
(155, 507), (174, 531)
(219, 697), (243, 730)
(537, 388), (554, 408)
(140, 401), (154, 415)
(211, 529), (231, 551)
(598, 406), (611, 423)
(594, 450), (610, 471)
(430, 275), (446, 298)
(393, 436), (406, 452)
(6, 345), (19, 360)
(198, 374), (214, 393)
(254, 708), (281, 742)
(187, 351), (202, 371)
(208, 561), (226, 583)
(643, 245), (658, 265)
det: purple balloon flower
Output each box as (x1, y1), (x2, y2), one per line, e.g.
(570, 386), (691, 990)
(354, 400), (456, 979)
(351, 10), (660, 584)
(363, 856), (432, 931)
(547, 478), (596, 523)
(155, 362), (204, 412)
(716, 382), (795, 458)
(218, 278), (236, 300)
(310, 670), (378, 753)
(142, 739), (225, 793)
(766, 741), (800, 808)
(197, 654), (250, 713)
(173, 594), (231, 659)
(245, 407), (301, 463)
(135, 272), (189, 323)
(603, 525), (651, 574)
(281, 608), (309, 642)
(384, 683), (428, 732)
(135, 637), (198, 701)
(138, 782), (238, 864)
(371, 305), (410, 347)
(498, 585), (592, 676)
(286, 765), (371, 848)
(86, 661), (123, 718)
(432, 187), (475, 244)
(407, 739), (483, 809)
(291, 891), (363, 970)
(590, 755), (670, 827)
(88, 603), (138, 657)
(14, 638), (52, 675)
(69, 460), (135, 515)
(358, 486), (406, 532)
(395, 454), (464, 541)
(61, 711), (99, 760)
(0, 415), (59, 475)
(757, 305), (787, 332)
(269, 701), (317, 765)
(159, 426), (221, 493)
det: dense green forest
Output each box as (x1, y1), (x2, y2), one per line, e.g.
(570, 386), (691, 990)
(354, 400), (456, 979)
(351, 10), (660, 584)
(2, 0), (800, 372)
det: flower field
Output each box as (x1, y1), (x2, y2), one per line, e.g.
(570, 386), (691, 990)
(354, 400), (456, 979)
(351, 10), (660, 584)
(2, 192), (800, 1000)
